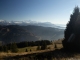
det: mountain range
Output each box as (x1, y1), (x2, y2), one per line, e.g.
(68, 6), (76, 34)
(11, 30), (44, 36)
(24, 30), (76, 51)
(0, 25), (64, 43)
(0, 20), (66, 29)
(0, 20), (65, 43)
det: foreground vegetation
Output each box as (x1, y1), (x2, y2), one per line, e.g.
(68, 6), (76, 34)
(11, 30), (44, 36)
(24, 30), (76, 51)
(0, 40), (52, 53)
(0, 39), (80, 60)
(0, 40), (80, 60)
(0, 40), (63, 58)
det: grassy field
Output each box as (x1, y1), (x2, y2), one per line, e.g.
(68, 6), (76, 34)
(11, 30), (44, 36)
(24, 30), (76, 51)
(0, 40), (68, 60)
(1, 40), (80, 60)
(18, 46), (38, 52)
(0, 41), (63, 57)
(0, 40), (63, 53)
(18, 42), (63, 53)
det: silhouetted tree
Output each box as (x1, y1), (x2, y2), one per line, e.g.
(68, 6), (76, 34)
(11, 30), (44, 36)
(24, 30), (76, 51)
(62, 6), (80, 50)
(65, 6), (79, 40)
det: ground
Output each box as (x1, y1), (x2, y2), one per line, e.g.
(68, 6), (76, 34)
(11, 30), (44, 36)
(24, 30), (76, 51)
(0, 40), (63, 58)
(1, 40), (80, 60)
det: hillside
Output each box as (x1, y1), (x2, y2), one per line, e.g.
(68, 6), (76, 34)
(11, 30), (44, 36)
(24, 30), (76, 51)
(21, 25), (64, 40)
(0, 25), (64, 43)
(0, 25), (38, 43)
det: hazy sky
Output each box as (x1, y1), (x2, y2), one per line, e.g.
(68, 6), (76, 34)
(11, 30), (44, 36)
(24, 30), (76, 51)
(0, 0), (80, 24)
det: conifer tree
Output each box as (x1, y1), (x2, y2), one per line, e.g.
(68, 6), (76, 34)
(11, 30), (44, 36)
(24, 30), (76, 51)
(0, 46), (4, 52)
(41, 42), (47, 50)
(10, 43), (18, 53)
(54, 44), (57, 49)
(65, 6), (79, 40)
(3, 45), (8, 52)
(62, 6), (80, 49)
(25, 42), (28, 47)
(37, 45), (40, 50)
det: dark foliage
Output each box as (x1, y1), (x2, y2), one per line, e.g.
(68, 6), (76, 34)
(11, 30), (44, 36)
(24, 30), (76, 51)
(3, 45), (8, 52)
(41, 41), (47, 50)
(30, 49), (32, 52)
(10, 43), (18, 53)
(16, 40), (51, 48)
(0, 45), (8, 52)
(54, 44), (57, 49)
(62, 6), (80, 51)
(26, 49), (28, 52)
(37, 45), (41, 50)
(0, 46), (4, 52)
(0, 40), (51, 52)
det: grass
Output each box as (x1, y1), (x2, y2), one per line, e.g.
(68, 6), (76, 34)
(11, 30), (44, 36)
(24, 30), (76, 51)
(0, 40), (65, 60)
(0, 39), (63, 52)
(18, 42), (63, 53)
(1, 40), (80, 60)
(18, 46), (38, 52)
(4, 41), (63, 53)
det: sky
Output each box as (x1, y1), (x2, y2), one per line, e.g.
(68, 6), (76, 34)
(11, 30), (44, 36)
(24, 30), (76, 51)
(0, 0), (80, 25)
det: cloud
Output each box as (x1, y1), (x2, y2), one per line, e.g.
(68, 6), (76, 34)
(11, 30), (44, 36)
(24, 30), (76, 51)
(0, 20), (5, 22)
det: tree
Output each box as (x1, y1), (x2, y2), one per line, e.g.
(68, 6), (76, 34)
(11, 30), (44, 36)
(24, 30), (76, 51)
(0, 46), (4, 52)
(54, 44), (57, 49)
(30, 49), (32, 52)
(0, 45), (8, 52)
(26, 49), (28, 52)
(10, 43), (18, 53)
(25, 42), (28, 47)
(41, 42), (47, 50)
(3, 45), (8, 52)
(37, 45), (40, 50)
(62, 6), (80, 50)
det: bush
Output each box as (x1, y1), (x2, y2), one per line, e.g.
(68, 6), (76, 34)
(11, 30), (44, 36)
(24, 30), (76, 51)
(47, 47), (51, 49)
(26, 49), (28, 52)
(30, 49), (32, 52)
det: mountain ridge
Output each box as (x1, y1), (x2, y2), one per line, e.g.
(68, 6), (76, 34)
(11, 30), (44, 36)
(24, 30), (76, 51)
(0, 25), (64, 43)
(0, 20), (65, 29)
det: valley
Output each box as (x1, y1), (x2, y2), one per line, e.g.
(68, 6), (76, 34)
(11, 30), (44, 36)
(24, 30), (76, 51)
(0, 25), (64, 43)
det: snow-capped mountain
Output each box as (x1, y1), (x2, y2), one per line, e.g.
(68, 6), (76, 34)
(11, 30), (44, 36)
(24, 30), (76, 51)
(0, 20), (66, 29)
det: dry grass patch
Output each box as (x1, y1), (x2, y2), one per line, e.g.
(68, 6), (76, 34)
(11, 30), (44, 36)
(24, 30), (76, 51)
(18, 46), (37, 52)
